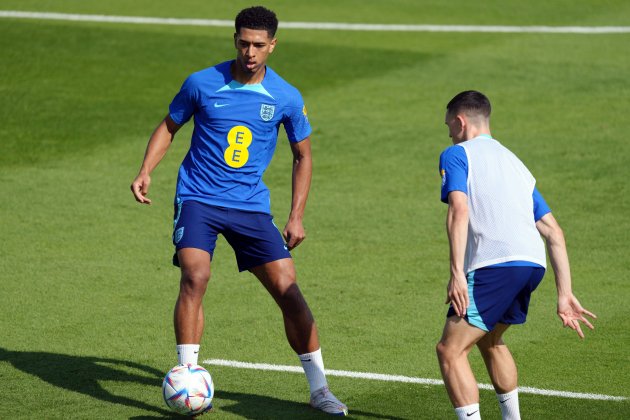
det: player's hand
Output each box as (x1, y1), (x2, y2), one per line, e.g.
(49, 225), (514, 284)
(282, 218), (305, 251)
(557, 294), (596, 339)
(131, 173), (152, 204)
(446, 272), (469, 317)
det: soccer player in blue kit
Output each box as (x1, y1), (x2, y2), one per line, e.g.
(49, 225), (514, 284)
(130, 6), (347, 416)
(435, 91), (596, 420)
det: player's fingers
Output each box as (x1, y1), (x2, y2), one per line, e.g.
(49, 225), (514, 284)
(131, 183), (143, 201)
(580, 317), (595, 330)
(451, 301), (460, 317)
(455, 294), (466, 317)
(582, 309), (597, 319)
(565, 316), (577, 330)
(574, 321), (585, 339)
(286, 234), (298, 250)
(132, 184), (152, 204)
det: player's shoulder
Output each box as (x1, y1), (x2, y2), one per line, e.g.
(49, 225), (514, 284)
(440, 144), (466, 161)
(186, 61), (231, 87)
(263, 66), (304, 104)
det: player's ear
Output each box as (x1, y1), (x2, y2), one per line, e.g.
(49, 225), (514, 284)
(456, 115), (466, 131)
(233, 32), (238, 48)
(269, 37), (277, 53)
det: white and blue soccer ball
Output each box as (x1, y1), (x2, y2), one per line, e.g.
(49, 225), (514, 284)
(162, 364), (214, 416)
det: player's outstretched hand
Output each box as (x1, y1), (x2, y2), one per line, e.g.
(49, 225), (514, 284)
(446, 273), (469, 317)
(131, 173), (152, 204)
(283, 218), (305, 251)
(557, 294), (596, 339)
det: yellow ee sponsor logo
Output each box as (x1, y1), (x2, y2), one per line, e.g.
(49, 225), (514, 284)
(224, 125), (252, 168)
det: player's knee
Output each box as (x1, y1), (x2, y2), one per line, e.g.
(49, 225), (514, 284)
(179, 267), (210, 295)
(436, 340), (467, 363)
(436, 341), (450, 362)
(276, 283), (308, 314)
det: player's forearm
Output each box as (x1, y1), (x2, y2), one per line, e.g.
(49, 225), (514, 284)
(447, 204), (468, 276)
(288, 152), (312, 221)
(545, 228), (573, 297)
(536, 213), (573, 297)
(138, 117), (177, 175)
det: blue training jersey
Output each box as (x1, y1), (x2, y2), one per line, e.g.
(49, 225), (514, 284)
(169, 60), (312, 214)
(439, 138), (550, 268)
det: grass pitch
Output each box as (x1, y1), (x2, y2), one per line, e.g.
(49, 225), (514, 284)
(0, 1), (629, 418)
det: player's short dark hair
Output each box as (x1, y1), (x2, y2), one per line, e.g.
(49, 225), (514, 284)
(446, 90), (491, 119)
(235, 6), (278, 38)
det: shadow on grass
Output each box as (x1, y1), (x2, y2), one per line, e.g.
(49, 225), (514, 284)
(131, 389), (407, 419)
(0, 347), (172, 416)
(213, 390), (407, 419)
(1, 347), (405, 418)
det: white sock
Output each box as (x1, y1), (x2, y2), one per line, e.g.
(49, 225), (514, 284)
(299, 348), (328, 394)
(497, 389), (520, 420)
(176, 344), (200, 365)
(455, 403), (481, 420)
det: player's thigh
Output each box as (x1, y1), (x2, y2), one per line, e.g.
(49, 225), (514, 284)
(223, 210), (291, 272)
(178, 247), (212, 284)
(439, 315), (488, 353)
(172, 200), (224, 268)
(250, 257), (297, 299)
(477, 323), (511, 349)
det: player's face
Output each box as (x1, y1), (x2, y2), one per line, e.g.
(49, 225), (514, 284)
(445, 112), (465, 144)
(234, 28), (276, 76)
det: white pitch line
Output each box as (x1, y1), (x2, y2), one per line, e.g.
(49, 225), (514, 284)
(1, 10), (630, 34)
(203, 359), (628, 402)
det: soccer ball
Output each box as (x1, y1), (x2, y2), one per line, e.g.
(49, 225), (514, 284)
(162, 364), (214, 416)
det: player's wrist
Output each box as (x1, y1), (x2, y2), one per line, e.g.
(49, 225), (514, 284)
(287, 211), (304, 223)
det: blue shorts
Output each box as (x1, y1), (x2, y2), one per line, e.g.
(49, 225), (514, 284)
(447, 266), (545, 331)
(172, 200), (291, 272)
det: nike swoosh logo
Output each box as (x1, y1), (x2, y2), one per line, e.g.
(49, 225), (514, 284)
(214, 102), (229, 108)
(467, 411), (478, 417)
(500, 398), (511, 403)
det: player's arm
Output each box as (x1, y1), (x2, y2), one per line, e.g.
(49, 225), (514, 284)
(283, 137), (312, 250)
(446, 191), (469, 317)
(131, 115), (181, 204)
(535, 212), (596, 338)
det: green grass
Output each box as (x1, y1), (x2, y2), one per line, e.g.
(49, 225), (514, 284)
(1, 1), (629, 419)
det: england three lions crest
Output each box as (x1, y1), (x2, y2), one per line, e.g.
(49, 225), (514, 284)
(260, 104), (275, 121)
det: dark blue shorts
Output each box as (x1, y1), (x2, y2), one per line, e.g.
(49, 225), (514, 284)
(172, 200), (291, 272)
(447, 266), (545, 331)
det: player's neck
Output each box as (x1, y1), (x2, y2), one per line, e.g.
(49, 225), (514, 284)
(463, 126), (491, 142)
(231, 61), (266, 85)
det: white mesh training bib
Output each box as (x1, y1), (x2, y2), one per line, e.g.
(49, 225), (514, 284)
(459, 137), (546, 273)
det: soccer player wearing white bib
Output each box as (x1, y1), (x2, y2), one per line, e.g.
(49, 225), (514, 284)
(436, 91), (596, 420)
(131, 6), (347, 416)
